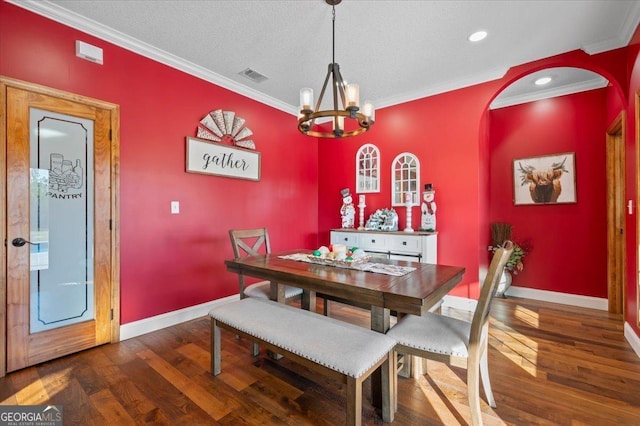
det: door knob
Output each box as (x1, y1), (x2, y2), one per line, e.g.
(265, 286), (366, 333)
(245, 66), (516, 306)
(12, 237), (36, 247)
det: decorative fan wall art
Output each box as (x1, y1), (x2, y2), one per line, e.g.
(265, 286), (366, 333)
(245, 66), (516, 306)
(196, 109), (256, 150)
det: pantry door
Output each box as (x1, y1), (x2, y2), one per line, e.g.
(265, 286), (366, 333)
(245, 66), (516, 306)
(1, 77), (120, 374)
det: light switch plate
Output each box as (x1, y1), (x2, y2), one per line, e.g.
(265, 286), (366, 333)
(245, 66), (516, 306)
(171, 201), (180, 214)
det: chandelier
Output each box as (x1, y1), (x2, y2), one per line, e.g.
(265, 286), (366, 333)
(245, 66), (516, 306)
(298, 0), (375, 138)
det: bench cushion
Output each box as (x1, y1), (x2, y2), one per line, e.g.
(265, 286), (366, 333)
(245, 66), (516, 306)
(209, 298), (395, 378)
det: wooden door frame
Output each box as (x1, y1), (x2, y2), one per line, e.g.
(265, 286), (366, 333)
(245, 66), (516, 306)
(637, 91), (640, 329)
(0, 76), (120, 378)
(606, 111), (626, 315)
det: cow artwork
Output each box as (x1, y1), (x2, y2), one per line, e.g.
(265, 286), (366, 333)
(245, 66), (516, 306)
(514, 154), (576, 205)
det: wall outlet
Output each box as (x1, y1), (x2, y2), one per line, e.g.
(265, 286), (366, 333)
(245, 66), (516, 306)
(171, 201), (179, 214)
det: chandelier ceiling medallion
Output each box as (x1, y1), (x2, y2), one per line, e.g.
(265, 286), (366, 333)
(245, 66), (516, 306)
(298, 0), (375, 138)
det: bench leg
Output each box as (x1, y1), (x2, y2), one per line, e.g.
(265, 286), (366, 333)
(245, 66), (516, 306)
(346, 376), (362, 426)
(383, 353), (396, 421)
(211, 318), (221, 376)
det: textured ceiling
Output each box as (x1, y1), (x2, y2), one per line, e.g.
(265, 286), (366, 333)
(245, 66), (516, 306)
(10, 0), (640, 113)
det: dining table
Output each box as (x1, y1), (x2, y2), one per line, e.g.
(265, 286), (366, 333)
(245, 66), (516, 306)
(224, 249), (466, 414)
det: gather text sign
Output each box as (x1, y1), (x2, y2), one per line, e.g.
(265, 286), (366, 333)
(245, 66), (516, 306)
(186, 136), (260, 181)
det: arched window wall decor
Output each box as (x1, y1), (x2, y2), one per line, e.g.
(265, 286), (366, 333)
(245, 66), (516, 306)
(391, 152), (420, 206)
(356, 143), (380, 193)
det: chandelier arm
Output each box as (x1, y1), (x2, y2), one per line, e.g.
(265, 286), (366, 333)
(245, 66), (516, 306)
(331, 64), (340, 112)
(312, 64), (334, 126)
(333, 64), (348, 111)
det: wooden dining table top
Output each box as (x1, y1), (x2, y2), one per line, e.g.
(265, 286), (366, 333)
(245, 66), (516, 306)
(225, 249), (465, 316)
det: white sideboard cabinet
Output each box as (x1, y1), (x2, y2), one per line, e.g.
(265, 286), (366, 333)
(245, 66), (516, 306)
(330, 229), (437, 263)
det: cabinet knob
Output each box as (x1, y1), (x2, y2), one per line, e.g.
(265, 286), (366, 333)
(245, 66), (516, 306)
(402, 241), (407, 245)
(344, 238), (348, 241)
(371, 239), (376, 243)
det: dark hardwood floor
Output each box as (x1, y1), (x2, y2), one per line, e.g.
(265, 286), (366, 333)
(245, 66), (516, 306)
(1, 297), (640, 425)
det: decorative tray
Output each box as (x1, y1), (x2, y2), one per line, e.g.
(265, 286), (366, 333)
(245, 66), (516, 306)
(306, 255), (371, 268)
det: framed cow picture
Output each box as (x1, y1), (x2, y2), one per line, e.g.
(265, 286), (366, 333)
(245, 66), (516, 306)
(512, 152), (576, 205)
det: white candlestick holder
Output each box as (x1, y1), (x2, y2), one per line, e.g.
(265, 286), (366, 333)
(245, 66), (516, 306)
(404, 195), (414, 232)
(358, 202), (366, 230)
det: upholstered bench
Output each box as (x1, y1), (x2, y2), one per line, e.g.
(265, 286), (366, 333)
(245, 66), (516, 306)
(209, 297), (396, 425)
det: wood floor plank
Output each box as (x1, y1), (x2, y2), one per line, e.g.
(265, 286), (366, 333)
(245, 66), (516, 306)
(90, 388), (137, 425)
(136, 348), (231, 420)
(118, 357), (210, 423)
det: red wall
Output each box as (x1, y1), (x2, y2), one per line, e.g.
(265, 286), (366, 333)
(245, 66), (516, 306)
(488, 89), (609, 297)
(0, 1), (319, 324)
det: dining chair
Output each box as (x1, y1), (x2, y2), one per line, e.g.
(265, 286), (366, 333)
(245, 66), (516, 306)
(229, 228), (305, 356)
(386, 241), (514, 426)
(229, 228), (304, 301)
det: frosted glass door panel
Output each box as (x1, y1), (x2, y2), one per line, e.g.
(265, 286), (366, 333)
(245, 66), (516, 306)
(29, 108), (95, 333)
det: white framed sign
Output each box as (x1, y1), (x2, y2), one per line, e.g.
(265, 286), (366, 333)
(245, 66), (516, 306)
(186, 136), (261, 181)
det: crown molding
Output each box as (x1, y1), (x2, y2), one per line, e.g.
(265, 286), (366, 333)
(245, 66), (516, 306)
(489, 76), (608, 110)
(582, 1), (640, 54)
(376, 66), (508, 109)
(6, 0), (297, 116)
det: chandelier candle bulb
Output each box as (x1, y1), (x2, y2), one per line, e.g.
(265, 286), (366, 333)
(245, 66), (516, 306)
(346, 84), (360, 109)
(363, 101), (375, 122)
(300, 88), (313, 112)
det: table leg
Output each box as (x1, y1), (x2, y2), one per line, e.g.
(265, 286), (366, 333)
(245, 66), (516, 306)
(395, 312), (414, 378)
(269, 280), (285, 302)
(371, 305), (390, 410)
(302, 290), (317, 313)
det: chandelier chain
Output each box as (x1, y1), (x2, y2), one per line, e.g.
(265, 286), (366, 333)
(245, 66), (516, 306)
(332, 5), (336, 65)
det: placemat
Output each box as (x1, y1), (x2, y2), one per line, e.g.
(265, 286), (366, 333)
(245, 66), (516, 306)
(278, 253), (416, 277)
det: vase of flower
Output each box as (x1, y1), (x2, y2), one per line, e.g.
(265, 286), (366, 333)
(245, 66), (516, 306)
(496, 269), (512, 297)
(489, 223), (530, 298)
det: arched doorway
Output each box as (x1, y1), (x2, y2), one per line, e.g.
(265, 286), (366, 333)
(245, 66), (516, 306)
(484, 66), (625, 315)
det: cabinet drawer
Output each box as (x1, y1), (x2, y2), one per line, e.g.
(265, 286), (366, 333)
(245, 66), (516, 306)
(330, 231), (359, 247)
(388, 235), (422, 253)
(358, 234), (388, 251)
(390, 253), (423, 262)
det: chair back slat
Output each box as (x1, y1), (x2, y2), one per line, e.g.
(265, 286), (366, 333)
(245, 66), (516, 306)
(469, 241), (514, 347)
(228, 228), (271, 300)
(229, 228), (271, 259)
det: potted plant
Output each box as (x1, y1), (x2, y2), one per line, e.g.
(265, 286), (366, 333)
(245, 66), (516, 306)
(488, 223), (530, 297)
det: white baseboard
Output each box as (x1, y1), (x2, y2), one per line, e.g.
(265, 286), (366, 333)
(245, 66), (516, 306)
(442, 295), (477, 312)
(624, 322), (640, 359)
(505, 286), (608, 311)
(119, 294), (238, 341)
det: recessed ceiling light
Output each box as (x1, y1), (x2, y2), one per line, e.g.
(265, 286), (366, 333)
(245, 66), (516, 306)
(468, 31), (487, 42)
(535, 77), (552, 86)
